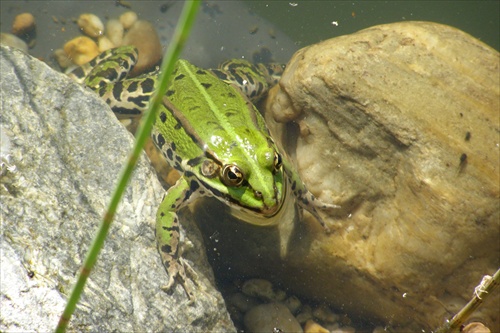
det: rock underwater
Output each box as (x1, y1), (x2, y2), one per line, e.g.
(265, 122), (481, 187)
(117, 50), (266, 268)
(266, 21), (500, 330)
(196, 21), (499, 331)
(0, 45), (234, 332)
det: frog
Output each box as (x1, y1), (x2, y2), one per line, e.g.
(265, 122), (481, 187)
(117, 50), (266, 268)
(68, 45), (338, 300)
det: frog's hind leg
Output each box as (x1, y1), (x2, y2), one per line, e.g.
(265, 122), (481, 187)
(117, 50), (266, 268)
(155, 176), (203, 301)
(83, 45), (139, 90)
(66, 45), (138, 86)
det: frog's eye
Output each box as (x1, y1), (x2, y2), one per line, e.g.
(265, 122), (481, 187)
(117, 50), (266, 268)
(274, 152), (282, 171)
(221, 164), (244, 187)
(201, 159), (219, 178)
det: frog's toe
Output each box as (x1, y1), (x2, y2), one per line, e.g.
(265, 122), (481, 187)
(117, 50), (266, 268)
(161, 259), (196, 301)
(317, 201), (341, 211)
(161, 275), (176, 293)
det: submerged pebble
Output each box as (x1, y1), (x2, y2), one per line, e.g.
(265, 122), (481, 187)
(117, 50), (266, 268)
(228, 292), (260, 313)
(462, 322), (492, 333)
(0, 33), (28, 53)
(330, 326), (356, 333)
(77, 13), (104, 38)
(106, 19), (124, 47)
(53, 48), (73, 69)
(242, 278), (286, 302)
(98, 36), (115, 52)
(119, 11), (138, 29)
(12, 13), (36, 37)
(312, 305), (339, 323)
(283, 295), (302, 314)
(122, 20), (162, 76)
(295, 304), (313, 324)
(244, 303), (303, 333)
(304, 319), (330, 333)
(63, 36), (99, 65)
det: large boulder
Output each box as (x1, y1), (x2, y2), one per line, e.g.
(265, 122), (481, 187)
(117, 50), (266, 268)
(198, 21), (499, 331)
(0, 45), (235, 332)
(267, 21), (500, 330)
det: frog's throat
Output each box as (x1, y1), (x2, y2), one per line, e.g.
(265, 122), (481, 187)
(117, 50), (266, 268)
(228, 179), (291, 227)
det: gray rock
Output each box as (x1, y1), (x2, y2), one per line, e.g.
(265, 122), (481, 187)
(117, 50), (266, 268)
(244, 302), (303, 333)
(0, 45), (235, 332)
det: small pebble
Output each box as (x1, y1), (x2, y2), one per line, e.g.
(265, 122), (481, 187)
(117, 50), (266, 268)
(120, 11), (138, 29)
(53, 48), (73, 69)
(63, 36), (99, 65)
(324, 323), (341, 332)
(227, 292), (260, 313)
(283, 295), (302, 314)
(122, 20), (162, 76)
(304, 319), (330, 333)
(0, 33), (28, 53)
(77, 13), (104, 38)
(106, 19), (124, 47)
(331, 326), (355, 333)
(244, 302), (303, 333)
(98, 36), (115, 52)
(241, 278), (286, 302)
(12, 13), (36, 37)
(462, 322), (491, 333)
(312, 305), (339, 323)
(295, 305), (313, 324)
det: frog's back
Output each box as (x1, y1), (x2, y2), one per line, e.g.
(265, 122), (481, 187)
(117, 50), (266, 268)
(156, 60), (270, 163)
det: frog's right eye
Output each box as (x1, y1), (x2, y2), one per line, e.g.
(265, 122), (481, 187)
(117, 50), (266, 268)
(221, 164), (245, 187)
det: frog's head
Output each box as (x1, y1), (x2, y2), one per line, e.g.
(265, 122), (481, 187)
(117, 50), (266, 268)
(193, 144), (286, 225)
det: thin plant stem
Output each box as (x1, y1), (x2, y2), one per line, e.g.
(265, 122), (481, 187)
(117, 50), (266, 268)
(435, 268), (500, 333)
(55, 2), (200, 332)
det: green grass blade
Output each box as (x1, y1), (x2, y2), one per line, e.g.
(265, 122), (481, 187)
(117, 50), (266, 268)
(55, 1), (200, 332)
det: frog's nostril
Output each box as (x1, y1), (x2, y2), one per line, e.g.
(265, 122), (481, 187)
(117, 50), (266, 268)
(254, 190), (262, 198)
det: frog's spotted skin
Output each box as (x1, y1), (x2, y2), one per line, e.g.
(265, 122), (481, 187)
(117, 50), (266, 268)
(210, 59), (285, 103)
(69, 46), (338, 300)
(67, 47), (138, 87)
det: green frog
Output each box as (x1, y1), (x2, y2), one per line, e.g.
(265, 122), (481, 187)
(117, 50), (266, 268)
(68, 46), (338, 300)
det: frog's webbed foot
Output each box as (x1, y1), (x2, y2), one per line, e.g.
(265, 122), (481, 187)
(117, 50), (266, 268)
(296, 189), (341, 233)
(159, 254), (197, 303)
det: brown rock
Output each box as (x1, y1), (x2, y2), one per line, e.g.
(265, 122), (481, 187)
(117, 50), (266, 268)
(105, 19), (124, 47)
(462, 322), (492, 333)
(77, 13), (104, 38)
(194, 21), (499, 332)
(63, 36), (99, 66)
(12, 13), (35, 36)
(243, 302), (303, 333)
(122, 20), (162, 77)
(304, 320), (329, 333)
(265, 21), (499, 331)
(120, 11), (138, 30)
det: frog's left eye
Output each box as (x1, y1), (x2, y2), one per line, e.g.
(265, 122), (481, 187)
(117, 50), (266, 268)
(274, 152), (282, 171)
(222, 164), (244, 187)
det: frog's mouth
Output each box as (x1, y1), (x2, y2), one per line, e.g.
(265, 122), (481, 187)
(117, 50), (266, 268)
(228, 180), (292, 227)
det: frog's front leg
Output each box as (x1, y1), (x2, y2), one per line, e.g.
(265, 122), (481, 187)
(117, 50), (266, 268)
(155, 176), (202, 300)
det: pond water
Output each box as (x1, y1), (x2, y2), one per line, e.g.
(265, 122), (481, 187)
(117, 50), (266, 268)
(1, 1), (498, 332)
